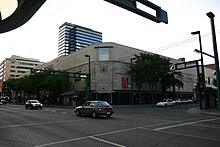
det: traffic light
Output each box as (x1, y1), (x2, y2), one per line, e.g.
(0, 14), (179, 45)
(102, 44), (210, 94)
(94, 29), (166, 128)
(198, 73), (203, 83)
(198, 83), (203, 93)
(197, 73), (203, 94)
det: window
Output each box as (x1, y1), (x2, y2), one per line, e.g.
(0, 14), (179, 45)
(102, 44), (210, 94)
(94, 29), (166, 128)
(99, 48), (109, 61)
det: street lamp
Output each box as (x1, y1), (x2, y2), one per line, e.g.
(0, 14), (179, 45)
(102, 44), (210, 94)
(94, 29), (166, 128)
(130, 57), (136, 104)
(207, 12), (220, 111)
(85, 55), (91, 100)
(191, 31), (206, 109)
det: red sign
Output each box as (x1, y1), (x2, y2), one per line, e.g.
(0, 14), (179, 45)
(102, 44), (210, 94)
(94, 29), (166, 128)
(122, 77), (129, 88)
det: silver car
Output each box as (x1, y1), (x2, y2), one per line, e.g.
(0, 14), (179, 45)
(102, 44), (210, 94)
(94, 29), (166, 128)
(74, 101), (114, 118)
(157, 99), (174, 107)
(25, 100), (43, 109)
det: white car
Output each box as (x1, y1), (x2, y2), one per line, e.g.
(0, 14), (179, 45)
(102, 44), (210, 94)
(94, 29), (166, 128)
(172, 98), (181, 105)
(157, 99), (174, 107)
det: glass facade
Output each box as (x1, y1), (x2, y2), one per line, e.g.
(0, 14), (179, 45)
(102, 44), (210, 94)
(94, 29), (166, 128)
(99, 48), (109, 61)
(58, 22), (102, 57)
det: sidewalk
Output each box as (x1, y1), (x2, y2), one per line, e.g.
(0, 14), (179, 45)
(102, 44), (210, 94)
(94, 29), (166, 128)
(188, 107), (220, 116)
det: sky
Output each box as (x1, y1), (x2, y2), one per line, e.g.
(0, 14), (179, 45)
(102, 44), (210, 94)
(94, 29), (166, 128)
(0, 0), (220, 65)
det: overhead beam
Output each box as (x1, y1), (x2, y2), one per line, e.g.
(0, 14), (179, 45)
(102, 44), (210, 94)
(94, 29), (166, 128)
(0, 0), (46, 34)
(104, 0), (168, 24)
(0, 0), (167, 34)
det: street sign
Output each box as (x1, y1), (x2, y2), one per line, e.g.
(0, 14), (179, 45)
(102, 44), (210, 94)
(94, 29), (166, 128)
(169, 64), (175, 71)
(104, 0), (168, 24)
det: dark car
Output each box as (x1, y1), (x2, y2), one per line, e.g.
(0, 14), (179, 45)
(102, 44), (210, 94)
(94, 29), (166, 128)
(25, 100), (43, 109)
(74, 101), (114, 118)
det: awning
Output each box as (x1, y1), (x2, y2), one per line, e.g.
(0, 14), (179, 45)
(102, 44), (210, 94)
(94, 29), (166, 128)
(60, 91), (77, 96)
(206, 84), (217, 90)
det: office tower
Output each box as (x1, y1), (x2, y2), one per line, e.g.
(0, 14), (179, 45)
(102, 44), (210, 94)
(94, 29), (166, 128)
(0, 55), (44, 81)
(58, 22), (102, 57)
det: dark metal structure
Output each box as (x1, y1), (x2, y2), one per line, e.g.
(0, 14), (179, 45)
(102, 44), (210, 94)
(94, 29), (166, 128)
(0, 0), (46, 33)
(0, 0), (167, 34)
(104, 0), (168, 24)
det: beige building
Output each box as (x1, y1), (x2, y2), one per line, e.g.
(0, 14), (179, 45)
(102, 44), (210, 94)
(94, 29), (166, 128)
(0, 55), (44, 81)
(37, 42), (216, 105)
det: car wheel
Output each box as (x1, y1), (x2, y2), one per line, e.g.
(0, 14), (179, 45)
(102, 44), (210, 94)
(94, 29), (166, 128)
(76, 110), (81, 116)
(25, 106), (28, 109)
(106, 114), (111, 118)
(91, 111), (97, 118)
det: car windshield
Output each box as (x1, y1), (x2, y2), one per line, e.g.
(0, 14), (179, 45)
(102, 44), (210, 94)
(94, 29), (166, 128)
(97, 101), (110, 107)
(30, 100), (39, 103)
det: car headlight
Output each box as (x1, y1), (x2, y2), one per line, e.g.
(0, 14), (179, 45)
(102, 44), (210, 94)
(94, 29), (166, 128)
(32, 104), (36, 106)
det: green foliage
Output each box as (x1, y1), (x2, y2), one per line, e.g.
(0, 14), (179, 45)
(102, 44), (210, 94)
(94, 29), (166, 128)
(130, 53), (183, 91)
(2, 70), (70, 96)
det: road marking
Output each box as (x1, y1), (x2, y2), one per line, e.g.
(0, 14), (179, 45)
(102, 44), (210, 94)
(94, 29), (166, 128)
(33, 117), (219, 147)
(44, 109), (50, 111)
(35, 136), (89, 147)
(191, 123), (220, 129)
(158, 129), (220, 142)
(0, 119), (88, 129)
(153, 117), (220, 131)
(34, 120), (184, 147)
(89, 136), (126, 147)
(141, 127), (220, 142)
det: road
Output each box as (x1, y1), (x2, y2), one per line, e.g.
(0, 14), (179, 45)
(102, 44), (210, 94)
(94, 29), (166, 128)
(0, 103), (220, 147)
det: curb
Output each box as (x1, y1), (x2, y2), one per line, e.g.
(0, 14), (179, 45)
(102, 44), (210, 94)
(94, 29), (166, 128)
(188, 107), (220, 116)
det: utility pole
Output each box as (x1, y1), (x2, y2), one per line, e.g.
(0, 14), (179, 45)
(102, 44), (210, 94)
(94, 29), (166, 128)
(207, 12), (220, 111)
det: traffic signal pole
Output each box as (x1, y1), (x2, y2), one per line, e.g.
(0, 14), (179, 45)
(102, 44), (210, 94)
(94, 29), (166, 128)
(207, 12), (220, 111)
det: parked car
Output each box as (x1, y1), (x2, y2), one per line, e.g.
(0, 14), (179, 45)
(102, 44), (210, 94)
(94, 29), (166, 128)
(180, 98), (193, 104)
(157, 99), (174, 107)
(74, 101), (114, 118)
(172, 98), (181, 105)
(25, 100), (43, 109)
(1, 99), (7, 104)
(0, 96), (8, 104)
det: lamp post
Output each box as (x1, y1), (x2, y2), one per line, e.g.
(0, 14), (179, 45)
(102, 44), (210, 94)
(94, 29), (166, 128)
(130, 57), (136, 104)
(207, 12), (220, 111)
(85, 55), (91, 100)
(191, 31), (206, 109)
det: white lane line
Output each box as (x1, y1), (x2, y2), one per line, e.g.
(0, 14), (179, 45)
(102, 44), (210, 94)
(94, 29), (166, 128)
(141, 128), (220, 142)
(35, 136), (89, 147)
(154, 117), (220, 131)
(89, 136), (126, 147)
(159, 129), (220, 142)
(0, 119), (88, 129)
(191, 123), (220, 129)
(142, 127), (220, 142)
(34, 120), (182, 147)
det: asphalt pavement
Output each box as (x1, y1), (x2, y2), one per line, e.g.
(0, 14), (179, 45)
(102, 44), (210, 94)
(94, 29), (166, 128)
(188, 107), (220, 116)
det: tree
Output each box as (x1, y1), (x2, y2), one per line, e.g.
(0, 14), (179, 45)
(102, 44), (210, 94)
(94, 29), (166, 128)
(160, 71), (184, 95)
(130, 53), (184, 100)
(2, 69), (71, 104)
